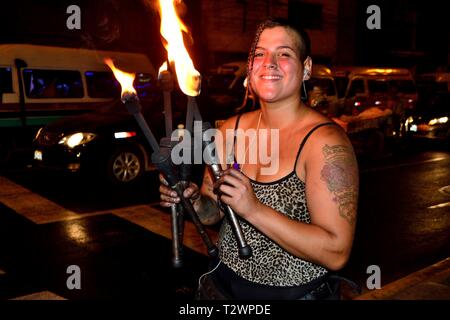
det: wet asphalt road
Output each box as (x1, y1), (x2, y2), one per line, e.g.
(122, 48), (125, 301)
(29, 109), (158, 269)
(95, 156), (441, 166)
(1, 143), (449, 290)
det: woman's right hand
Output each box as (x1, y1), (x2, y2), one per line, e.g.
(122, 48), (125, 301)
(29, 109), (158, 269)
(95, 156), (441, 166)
(159, 173), (201, 207)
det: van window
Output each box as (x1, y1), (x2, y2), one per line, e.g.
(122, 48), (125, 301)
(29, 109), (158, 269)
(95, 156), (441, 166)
(85, 71), (155, 99)
(207, 74), (235, 91)
(0, 67), (13, 93)
(23, 69), (83, 99)
(389, 80), (416, 94)
(334, 76), (349, 98)
(134, 73), (158, 98)
(368, 79), (389, 94)
(347, 79), (364, 98)
(85, 71), (120, 98)
(306, 77), (336, 96)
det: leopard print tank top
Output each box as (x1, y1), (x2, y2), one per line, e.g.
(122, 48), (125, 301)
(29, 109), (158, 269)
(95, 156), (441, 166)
(217, 116), (336, 286)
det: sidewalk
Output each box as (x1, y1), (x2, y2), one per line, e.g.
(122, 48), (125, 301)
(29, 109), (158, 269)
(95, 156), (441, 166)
(354, 257), (450, 300)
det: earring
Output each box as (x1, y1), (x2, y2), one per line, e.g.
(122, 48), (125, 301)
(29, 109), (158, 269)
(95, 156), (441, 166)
(303, 69), (310, 79)
(301, 81), (308, 101)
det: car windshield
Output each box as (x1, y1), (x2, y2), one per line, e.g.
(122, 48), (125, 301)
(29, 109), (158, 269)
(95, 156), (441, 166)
(390, 80), (416, 94)
(429, 93), (449, 113)
(368, 80), (389, 93)
(0, 67), (13, 93)
(306, 77), (336, 96)
(334, 76), (349, 98)
(206, 74), (235, 91)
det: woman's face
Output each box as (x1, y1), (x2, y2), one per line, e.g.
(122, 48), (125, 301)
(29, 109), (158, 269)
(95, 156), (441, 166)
(250, 26), (304, 104)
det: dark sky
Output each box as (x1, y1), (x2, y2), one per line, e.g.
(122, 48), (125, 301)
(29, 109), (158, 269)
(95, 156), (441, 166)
(0, 0), (166, 65)
(353, 0), (449, 68)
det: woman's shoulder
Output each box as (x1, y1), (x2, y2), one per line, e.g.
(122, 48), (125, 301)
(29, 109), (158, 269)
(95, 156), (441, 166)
(303, 110), (349, 146)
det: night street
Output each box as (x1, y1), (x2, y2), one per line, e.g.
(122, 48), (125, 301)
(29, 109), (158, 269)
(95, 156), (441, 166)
(1, 0), (449, 308)
(0, 144), (448, 299)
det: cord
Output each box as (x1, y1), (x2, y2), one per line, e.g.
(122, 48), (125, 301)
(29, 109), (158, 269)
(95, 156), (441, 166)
(197, 259), (222, 290)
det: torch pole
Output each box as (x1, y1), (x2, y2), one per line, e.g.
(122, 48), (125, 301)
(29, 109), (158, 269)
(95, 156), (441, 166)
(121, 92), (218, 259)
(186, 97), (252, 259)
(160, 68), (184, 268)
(122, 93), (160, 152)
(151, 148), (218, 258)
(199, 122), (252, 259)
(160, 137), (185, 269)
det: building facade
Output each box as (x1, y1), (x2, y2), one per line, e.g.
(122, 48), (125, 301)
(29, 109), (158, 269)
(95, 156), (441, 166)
(197, 0), (340, 68)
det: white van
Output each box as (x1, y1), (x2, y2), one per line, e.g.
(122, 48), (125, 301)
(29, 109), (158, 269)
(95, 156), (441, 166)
(205, 61), (247, 92)
(343, 68), (418, 115)
(305, 64), (339, 116)
(0, 44), (157, 163)
(203, 61), (248, 122)
(0, 44), (156, 128)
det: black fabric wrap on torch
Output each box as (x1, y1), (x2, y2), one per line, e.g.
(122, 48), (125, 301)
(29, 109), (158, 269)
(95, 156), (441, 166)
(199, 122), (252, 259)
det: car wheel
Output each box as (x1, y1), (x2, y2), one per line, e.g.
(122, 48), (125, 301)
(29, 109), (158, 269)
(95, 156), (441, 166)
(107, 147), (144, 185)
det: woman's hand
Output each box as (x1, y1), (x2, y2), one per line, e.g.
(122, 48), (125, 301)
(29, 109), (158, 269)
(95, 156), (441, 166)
(213, 168), (261, 219)
(159, 173), (200, 207)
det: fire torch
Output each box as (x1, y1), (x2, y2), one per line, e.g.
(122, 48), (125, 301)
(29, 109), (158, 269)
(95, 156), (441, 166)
(156, 0), (251, 259)
(105, 58), (218, 260)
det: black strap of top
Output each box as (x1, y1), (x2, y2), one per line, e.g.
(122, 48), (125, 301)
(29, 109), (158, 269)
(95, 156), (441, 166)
(232, 114), (244, 164)
(293, 122), (339, 170)
(233, 113), (244, 145)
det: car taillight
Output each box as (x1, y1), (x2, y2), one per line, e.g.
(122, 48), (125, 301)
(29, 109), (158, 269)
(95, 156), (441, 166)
(114, 131), (137, 139)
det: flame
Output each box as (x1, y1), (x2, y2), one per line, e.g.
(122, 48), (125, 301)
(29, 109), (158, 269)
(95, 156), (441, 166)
(104, 58), (136, 97)
(158, 0), (201, 96)
(158, 61), (168, 76)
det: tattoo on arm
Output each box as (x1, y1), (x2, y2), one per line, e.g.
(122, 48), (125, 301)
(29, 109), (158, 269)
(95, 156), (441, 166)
(320, 144), (358, 225)
(193, 171), (222, 225)
(193, 196), (221, 225)
(203, 172), (215, 194)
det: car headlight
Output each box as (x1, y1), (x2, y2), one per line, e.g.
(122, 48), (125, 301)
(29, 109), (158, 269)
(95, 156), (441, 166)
(428, 117), (448, 126)
(59, 133), (96, 148)
(406, 116), (414, 125)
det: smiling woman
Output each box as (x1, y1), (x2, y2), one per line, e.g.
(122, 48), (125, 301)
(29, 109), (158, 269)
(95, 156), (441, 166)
(159, 17), (360, 300)
(248, 24), (310, 104)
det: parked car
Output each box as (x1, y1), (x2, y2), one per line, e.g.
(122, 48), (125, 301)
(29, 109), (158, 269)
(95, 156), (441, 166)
(32, 94), (189, 185)
(0, 44), (157, 165)
(406, 92), (449, 141)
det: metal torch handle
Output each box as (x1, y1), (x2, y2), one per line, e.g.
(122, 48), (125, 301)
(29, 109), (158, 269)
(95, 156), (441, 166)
(210, 164), (252, 259)
(171, 185), (186, 268)
(172, 182), (218, 258)
(152, 150), (218, 259)
(170, 204), (183, 268)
